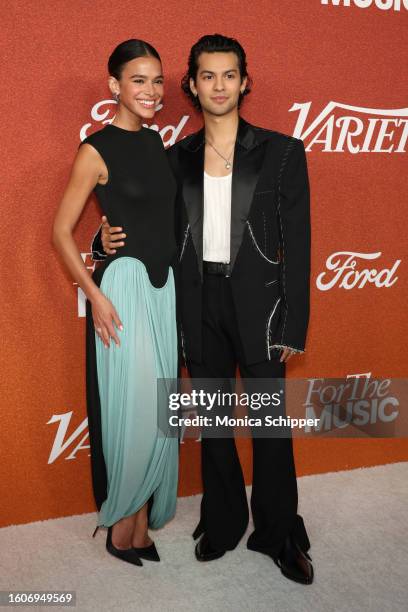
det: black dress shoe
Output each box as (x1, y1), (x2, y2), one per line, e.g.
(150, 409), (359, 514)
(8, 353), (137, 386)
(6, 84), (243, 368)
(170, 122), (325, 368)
(195, 533), (226, 562)
(274, 534), (313, 585)
(132, 542), (160, 562)
(192, 522), (204, 541)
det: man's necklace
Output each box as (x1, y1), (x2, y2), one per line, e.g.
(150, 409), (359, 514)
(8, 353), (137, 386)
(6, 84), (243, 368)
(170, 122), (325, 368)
(205, 139), (235, 170)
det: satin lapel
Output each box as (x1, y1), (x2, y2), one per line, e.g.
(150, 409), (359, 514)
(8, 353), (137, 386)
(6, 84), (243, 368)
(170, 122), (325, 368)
(181, 145), (205, 278)
(230, 139), (265, 272)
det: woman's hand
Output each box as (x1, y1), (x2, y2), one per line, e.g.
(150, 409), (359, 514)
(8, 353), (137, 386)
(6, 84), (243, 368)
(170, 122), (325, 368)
(101, 216), (127, 255)
(92, 291), (123, 348)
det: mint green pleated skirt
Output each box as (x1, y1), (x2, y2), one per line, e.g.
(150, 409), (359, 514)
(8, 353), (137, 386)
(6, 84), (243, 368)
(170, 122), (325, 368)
(95, 257), (178, 529)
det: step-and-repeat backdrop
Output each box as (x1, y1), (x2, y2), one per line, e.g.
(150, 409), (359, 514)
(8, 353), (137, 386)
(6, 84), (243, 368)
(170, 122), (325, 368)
(1, 0), (407, 526)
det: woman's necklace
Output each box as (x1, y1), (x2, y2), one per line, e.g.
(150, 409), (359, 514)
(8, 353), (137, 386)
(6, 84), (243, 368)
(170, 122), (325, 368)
(205, 139), (235, 170)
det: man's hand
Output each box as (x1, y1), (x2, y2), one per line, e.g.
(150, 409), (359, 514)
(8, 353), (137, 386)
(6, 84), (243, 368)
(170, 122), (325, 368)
(280, 348), (295, 363)
(101, 215), (126, 255)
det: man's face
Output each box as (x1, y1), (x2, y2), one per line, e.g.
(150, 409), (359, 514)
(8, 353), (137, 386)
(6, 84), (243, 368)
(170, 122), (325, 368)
(190, 51), (247, 116)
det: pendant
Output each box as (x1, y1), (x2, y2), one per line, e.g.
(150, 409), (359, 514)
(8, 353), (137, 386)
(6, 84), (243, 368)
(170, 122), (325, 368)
(225, 162), (231, 169)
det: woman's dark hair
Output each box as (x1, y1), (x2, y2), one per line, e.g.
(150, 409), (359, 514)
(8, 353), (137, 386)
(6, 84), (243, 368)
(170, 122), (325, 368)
(181, 34), (252, 110)
(108, 39), (161, 80)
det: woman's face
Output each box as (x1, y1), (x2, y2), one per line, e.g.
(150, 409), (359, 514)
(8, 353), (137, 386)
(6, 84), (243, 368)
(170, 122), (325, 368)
(110, 55), (164, 121)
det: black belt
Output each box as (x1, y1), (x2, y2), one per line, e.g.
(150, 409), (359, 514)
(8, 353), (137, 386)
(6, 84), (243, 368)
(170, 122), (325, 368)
(203, 261), (231, 277)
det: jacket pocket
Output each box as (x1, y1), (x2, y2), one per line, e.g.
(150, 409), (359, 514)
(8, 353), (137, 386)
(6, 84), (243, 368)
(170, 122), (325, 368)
(246, 220), (279, 265)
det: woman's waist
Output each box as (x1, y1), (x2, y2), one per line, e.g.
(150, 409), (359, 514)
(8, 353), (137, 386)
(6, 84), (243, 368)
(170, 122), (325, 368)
(93, 252), (176, 287)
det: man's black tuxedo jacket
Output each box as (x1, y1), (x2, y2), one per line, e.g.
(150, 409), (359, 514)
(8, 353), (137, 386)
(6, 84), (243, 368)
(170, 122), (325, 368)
(91, 117), (311, 366)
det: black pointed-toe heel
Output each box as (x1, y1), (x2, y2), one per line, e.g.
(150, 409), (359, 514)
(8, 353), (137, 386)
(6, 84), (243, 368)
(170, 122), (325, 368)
(92, 526), (99, 538)
(105, 527), (143, 567)
(132, 541), (160, 562)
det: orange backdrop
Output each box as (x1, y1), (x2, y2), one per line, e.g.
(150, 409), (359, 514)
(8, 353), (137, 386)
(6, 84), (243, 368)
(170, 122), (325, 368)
(1, 0), (407, 527)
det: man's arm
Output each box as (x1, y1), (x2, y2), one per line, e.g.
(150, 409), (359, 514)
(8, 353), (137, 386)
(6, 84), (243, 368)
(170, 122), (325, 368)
(270, 137), (311, 354)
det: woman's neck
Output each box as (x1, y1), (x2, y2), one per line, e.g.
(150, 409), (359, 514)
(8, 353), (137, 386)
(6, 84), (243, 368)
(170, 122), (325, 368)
(112, 106), (143, 132)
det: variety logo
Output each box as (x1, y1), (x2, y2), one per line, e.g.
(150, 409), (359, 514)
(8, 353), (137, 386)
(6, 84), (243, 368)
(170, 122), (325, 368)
(290, 101), (408, 153)
(321, 0), (408, 10)
(80, 99), (190, 147)
(47, 407), (199, 464)
(47, 411), (90, 463)
(316, 251), (401, 290)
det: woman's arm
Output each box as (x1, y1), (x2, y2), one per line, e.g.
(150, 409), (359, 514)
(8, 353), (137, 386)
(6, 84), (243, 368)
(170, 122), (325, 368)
(52, 144), (122, 348)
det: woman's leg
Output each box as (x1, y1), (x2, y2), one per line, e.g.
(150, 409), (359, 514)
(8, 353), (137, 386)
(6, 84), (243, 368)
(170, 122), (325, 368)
(111, 502), (152, 549)
(111, 514), (136, 549)
(131, 502), (153, 548)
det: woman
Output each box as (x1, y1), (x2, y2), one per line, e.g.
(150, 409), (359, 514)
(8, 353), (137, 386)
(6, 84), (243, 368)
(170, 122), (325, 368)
(53, 39), (179, 566)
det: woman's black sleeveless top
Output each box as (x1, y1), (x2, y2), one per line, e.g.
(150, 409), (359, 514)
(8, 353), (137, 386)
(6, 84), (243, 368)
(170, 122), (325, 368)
(82, 124), (177, 288)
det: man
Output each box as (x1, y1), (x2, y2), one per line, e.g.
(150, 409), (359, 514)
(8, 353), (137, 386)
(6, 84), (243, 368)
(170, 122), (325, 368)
(92, 34), (313, 584)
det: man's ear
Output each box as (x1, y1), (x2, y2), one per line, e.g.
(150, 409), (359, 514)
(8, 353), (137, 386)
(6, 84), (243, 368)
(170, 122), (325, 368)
(240, 76), (248, 94)
(189, 77), (198, 97)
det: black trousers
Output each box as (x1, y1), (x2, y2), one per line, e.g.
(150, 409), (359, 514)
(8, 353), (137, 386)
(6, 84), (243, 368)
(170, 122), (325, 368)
(187, 273), (310, 558)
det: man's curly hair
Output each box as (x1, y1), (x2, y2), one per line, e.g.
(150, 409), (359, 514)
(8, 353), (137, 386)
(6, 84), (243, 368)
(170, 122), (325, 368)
(181, 34), (252, 111)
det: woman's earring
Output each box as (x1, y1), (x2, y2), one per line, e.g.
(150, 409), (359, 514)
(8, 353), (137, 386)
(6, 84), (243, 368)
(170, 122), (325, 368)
(114, 92), (120, 102)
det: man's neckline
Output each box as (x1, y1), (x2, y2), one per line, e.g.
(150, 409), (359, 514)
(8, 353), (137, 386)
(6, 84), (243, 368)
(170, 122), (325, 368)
(204, 171), (232, 179)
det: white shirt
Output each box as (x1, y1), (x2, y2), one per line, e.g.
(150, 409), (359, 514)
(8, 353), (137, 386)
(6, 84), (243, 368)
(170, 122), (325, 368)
(203, 171), (232, 263)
